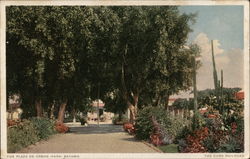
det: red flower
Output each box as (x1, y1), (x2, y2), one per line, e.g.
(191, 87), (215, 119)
(231, 122), (237, 133)
(55, 122), (69, 133)
(123, 123), (135, 135)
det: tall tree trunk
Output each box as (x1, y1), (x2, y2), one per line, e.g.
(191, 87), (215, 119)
(133, 93), (139, 117)
(72, 108), (76, 123)
(50, 102), (55, 119)
(57, 99), (67, 123)
(35, 98), (43, 117)
(156, 95), (162, 107)
(118, 111), (122, 121)
(165, 93), (170, 110)
(127, 101), (136, 124)
(121, 46), (140, 124)
(127, 92), (139, 124)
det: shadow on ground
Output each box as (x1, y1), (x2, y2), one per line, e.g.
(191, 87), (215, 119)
(120, 137), (139, 142)
(68, 124), (124, 134)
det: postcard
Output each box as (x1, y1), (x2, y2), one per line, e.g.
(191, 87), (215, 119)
(1, 0), (249, 159)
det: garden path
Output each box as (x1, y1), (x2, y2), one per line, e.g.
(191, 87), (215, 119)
(18, 123), (159, 153)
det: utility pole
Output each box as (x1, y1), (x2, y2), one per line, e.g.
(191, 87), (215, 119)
(192, 55), (198, 130)
(193, 56), (198, 113)
(220, 70), (224, 114)
(97, 82), (100, 127)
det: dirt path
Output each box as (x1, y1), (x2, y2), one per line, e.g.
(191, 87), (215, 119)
(18, 124), (159, 153)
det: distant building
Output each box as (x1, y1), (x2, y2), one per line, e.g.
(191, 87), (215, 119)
(168, 98), (176, 106)
(87, 99), (114, 121)
(7, 94), (23, 120)
(235, 90), (244, 100)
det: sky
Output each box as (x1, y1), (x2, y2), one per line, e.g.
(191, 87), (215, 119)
(178, 6), (244, 91)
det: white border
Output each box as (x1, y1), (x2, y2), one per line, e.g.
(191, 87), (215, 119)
(1, 1), (249, 159)
(243, 2), (250, 158)
(0, 1), (7, 158)
(0, 0), (249, 6)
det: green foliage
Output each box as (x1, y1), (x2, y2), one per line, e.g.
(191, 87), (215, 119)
(30, 117), (56, 140)
(192, 112), (206, 131)
(8, 118), (57, 152)
(109, 6), (198, 112)
(104, 89), (128, 114)
(179, 112), (244, 153)
(7, 6), (199, 120)
(165, 116), (190, 143)
(112, 114), (128, 125)
(135, 106), (161, 140)
(79, 117), (87, 125)
(172, 98), (188, 109)
(197, 88), (242, 111)
(159, 144), (179, 153)
(6, 6), (120, 117)
(202, 118), (227, 152)
(216, 138), (241, 152)
(135, 106), (189, 141)
(7, 120), (39, 153)
(222, 112), (244, 137)
(175, 126), (192, 142)
(202, 118), (244, 153)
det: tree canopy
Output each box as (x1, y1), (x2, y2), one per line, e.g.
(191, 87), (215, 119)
(7, 6), (199, 122)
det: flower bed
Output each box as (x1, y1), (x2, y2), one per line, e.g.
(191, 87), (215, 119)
(178, 113), (244, 153)
(180, 127), (209, 153)
(131, 105), (244, 153)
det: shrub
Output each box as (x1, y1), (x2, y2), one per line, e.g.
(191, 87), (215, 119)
(192, 112), (206, 131)
(8, 118), (57, 152)
(112, 114), (128, 125)
(135, 106), (189, 142)
(168, 116), (190, 143)
(172, 98), (189, 109)
(204, 113), (244, 152)
(7, 120), (39, 153)
(180, 114), (244, 153)
(180, 127), (209, 153)
(203, 129), (228, 152)
(176, 126), (192, 142)
(216, 133), (244, 152)
(30, 117), (56, 140)
(134, 106), (162, 140)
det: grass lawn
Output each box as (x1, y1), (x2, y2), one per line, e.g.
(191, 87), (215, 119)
(159, 144), (179, 153)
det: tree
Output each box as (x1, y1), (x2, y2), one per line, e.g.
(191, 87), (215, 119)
(7, 7), (51, 117)
(7, 6), (90, 120)
(7, 6), (199, 124)
(110, 7), (198, 123)
(6, 6), (121, 122)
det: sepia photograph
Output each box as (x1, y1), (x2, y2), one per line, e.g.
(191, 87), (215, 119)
(0, 0), (249, 159)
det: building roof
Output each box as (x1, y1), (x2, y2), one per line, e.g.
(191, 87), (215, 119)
(235, 90), (244, 100)
(92, 99), (105, 107)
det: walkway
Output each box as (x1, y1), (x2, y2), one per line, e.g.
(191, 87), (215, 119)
(18, 123), (159, 153)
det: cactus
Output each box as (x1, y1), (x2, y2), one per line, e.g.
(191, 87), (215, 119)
(220, 70), (224, 114)
(211, 40), (219, 91)
(211, 40), (224, 114)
